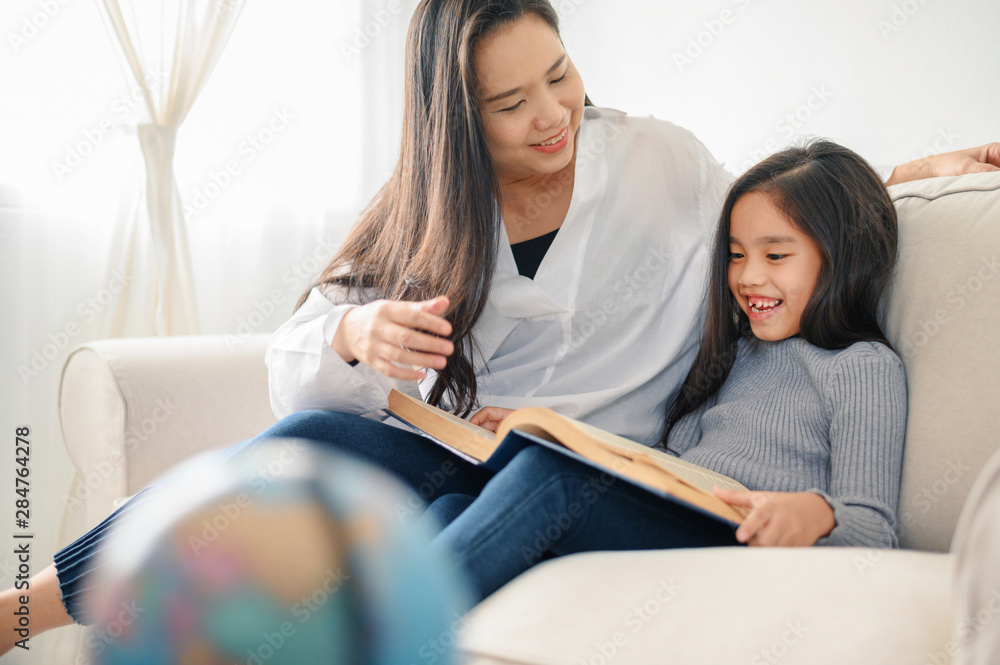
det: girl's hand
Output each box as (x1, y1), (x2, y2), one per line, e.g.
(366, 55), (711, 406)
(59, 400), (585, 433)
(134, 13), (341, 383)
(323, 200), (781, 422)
(469, 407), (515, 433)
(713, 488), (836, 547)
(332, 296), (454, 381)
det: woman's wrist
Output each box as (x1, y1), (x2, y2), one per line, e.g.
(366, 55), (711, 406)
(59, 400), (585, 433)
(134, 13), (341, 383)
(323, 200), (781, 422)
(885, 159), (928, 187)
(331, 308), (358, 363)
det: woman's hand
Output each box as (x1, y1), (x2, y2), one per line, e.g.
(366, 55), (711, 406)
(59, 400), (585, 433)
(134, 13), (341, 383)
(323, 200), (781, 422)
(713, 488), (836, 547)
(469, 406), (515, 433)
(885, 142), (1000, 186)
(332, 296), (454, 381)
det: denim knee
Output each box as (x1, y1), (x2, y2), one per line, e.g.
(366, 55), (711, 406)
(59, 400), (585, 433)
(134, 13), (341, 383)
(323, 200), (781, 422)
(256, 409), (358, 443)
(504, 444), (577, 480)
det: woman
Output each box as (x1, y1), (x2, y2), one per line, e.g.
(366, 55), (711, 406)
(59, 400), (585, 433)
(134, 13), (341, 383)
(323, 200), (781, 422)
(2, 0), (997, 651)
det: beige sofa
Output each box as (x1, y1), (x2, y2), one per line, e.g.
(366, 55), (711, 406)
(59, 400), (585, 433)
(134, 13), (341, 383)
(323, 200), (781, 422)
(59, 173), (1000, 664)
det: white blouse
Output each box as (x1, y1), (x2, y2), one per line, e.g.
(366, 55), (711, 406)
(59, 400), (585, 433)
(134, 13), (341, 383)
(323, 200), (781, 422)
(265, 107), (734, 445)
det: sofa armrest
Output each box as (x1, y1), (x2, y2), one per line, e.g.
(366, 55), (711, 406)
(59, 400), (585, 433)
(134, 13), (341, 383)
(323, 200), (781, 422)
(59, 334), (277, 526)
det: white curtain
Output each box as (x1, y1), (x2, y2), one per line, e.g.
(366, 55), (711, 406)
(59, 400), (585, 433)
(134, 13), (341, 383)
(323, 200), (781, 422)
(98, 0), (246, 336)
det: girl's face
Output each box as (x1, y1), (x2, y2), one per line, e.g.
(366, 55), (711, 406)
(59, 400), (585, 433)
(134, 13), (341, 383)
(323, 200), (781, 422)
(727, 191), (824, 341)
(474, 14), (586, 182)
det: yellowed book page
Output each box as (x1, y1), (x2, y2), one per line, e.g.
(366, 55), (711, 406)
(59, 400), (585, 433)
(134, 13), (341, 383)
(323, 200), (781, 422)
(501, 410), (748, 523)
(389, 397), (750, 522)
(625, 461), (749, 522)
(386, 390), (497, 462)
(567, 419), (748, 493)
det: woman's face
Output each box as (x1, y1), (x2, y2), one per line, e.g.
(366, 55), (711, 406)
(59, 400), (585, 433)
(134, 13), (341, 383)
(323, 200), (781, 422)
(474, 14), (586, 181)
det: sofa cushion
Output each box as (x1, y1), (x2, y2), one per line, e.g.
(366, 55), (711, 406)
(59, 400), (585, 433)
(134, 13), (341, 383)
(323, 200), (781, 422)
(951, 445), (1000, 664)
(459, 547), (952, 665)
(59, 334), (277, 526)
(883, 172), (1000, 552)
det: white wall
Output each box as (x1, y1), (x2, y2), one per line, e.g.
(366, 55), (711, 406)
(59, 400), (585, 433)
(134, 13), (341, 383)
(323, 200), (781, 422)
(558, 0), (1000, 174)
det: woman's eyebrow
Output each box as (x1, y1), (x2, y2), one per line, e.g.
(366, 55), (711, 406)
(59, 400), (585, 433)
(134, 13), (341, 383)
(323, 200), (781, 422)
(483, 54), (567, 104)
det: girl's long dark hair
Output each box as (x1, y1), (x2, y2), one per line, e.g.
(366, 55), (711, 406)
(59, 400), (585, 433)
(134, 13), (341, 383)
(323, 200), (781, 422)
(659, 139), (898, 448)
(297, 0), (562, 417)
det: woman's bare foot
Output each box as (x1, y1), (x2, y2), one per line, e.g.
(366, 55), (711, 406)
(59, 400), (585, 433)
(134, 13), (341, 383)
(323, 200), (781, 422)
(0, 563), (73, 655)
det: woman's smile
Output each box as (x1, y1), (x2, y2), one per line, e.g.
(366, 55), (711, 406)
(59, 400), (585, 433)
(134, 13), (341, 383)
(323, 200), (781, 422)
(530, 125), (569, 153)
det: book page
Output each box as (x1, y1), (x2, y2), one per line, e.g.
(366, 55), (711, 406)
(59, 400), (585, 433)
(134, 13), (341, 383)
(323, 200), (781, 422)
(570, 420), (748, 492)
(630, 455), (746, 493)
(390, 395), (751, 523)
(386, 390), (497, 462)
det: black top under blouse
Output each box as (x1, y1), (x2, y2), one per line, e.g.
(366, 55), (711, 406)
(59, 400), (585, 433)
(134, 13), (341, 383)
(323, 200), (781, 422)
(510, 228), (559, 280)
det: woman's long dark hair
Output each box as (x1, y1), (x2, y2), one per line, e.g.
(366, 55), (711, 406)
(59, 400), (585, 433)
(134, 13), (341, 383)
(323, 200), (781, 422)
(297, 0), (563, 416)
(659, 139), (898, 447)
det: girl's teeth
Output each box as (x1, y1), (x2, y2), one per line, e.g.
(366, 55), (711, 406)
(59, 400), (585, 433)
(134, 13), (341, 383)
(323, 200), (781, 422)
(749, 298), (782, 312)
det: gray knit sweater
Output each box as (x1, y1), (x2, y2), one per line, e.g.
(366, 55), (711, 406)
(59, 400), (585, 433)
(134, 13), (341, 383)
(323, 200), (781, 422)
(667, 336), (907, 548)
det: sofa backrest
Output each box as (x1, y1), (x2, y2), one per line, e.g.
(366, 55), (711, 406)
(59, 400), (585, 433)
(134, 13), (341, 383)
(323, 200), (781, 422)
(882, 172), (1000, 552)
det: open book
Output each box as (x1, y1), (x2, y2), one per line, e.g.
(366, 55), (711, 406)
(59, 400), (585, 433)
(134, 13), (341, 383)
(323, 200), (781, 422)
(386, 389), (750, 526)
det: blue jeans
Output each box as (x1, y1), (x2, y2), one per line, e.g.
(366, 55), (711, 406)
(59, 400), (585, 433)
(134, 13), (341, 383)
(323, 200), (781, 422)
(427, 445), (740, 600)
(55, 410), (737, 621)
(54, 410), (494, 623)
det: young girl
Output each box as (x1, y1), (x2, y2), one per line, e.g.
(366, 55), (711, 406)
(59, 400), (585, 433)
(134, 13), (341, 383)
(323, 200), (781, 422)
(431, 139), (907, 597)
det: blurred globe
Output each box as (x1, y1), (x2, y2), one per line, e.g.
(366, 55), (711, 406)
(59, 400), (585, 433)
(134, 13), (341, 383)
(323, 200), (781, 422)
(84, 438), (473, 665)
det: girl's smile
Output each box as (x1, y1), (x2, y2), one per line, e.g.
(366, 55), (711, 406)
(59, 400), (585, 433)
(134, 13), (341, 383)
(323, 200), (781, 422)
(744, 296), (783, 322)
(728, 191), (824, 341)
